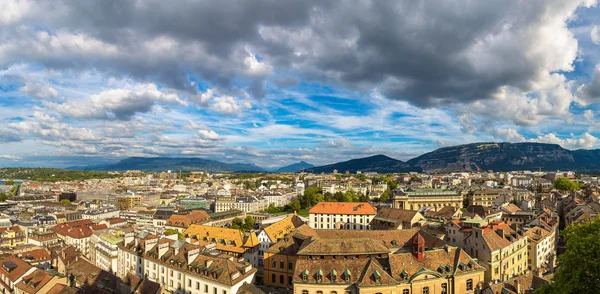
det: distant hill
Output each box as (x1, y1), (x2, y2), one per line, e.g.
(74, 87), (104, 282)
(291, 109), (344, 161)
(276, 161), (315, 173)
(308, 142), (600, 173)
(76, 157), (265, 173)
(307, 154), (411, 173)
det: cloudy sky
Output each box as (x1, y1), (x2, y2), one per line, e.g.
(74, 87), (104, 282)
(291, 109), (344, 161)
(1, 0), (600, 168)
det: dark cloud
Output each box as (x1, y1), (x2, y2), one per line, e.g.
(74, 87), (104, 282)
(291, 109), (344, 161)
(1, 0), (590, 106)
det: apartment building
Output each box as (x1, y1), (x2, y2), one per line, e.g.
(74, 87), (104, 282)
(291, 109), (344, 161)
(165, 210), (211, 233)
(0, 226), (26, 247)
(215, 197), (269, 213)
(524, 226), (557, 272)
(308, 202), (376, 230)
(370, 207), (423, 230)
(451, 221), (529, 285)
(116, 195), (143, 210)
(95, 233), (123, 273)
(0, 255), (36, 293)
(182, 224), (259, 267)
(257, 215), (304, 266)
(469, 189), (511, 207)
(117, 233), (256, 294)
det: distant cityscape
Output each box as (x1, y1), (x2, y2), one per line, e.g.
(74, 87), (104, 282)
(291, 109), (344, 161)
(0, 167), (593, 293)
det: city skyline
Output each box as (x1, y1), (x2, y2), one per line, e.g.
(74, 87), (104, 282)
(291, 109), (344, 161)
(2, 0), (600, 168)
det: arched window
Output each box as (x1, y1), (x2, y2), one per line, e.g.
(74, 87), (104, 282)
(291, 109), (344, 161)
(402, 290), (409, 294)
(331, 292), (337, 294)
(316, 291), (323, 294)
(302, 291), (308, 294)
(441, 283), (448, 294)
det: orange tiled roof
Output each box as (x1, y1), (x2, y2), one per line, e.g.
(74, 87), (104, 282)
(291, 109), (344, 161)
(309, 202), (376, 215)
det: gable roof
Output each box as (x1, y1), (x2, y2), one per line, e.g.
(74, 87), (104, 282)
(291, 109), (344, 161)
(263, 215), (304, 242)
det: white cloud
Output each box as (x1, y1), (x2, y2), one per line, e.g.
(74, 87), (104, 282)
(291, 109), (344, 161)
(0, 155), (22, 160)
(198, 129), (220, 140)
(21, 81), (58, 99)
(491, 128), (526, 142)
(592, 25), (600, 45)
(244, 52), (273, 77)
(48, 83), (186, 120)
(530, 132), (598, 149)
(211, 95), (251, 116)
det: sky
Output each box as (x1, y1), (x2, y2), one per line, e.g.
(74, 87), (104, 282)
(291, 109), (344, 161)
(1, 0), (600, 169)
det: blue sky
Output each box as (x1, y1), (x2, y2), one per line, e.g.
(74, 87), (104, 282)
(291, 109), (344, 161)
(1, 0), (600, 168)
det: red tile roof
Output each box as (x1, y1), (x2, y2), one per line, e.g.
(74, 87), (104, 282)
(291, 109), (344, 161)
(309, 202), (376, 215)
(50, 219), (95, 239)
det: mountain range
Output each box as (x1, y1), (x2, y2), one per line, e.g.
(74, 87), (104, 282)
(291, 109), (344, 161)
(73, 142), (600, 173)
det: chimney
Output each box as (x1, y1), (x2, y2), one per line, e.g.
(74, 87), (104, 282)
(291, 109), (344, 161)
(187, 248), (200, 264)
(124, 232), (134, 245)
(145, 238), (158, 253)
(158, 242), (169, 259)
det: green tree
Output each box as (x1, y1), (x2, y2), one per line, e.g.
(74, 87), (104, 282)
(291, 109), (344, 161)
(231, 218), (243, 230)
(535, 217), (600, 294)
(60, 199), (71, 204)
(290, 199), (301, 212)
(0, 192), (7, 202)
(324, 192), (334, 201)
(554, 178), (581, 191)
(242, 216), (256, 231)
(314, 193), (324, 204)
(334, 191), (345, 202)
(4, 180), (14, 186)
(379, 188), (391, 203)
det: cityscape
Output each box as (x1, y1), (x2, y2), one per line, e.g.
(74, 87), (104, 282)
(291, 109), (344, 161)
(1, 1), (600, 294)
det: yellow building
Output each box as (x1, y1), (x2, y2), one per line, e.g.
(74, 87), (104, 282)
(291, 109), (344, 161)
(0, 226), (26, 247)
(469, 189), (511, 207)
(116, 195), (143, 210)
(392, 189), (462, 212)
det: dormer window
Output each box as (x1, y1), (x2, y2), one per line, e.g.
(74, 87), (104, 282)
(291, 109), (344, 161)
(344, 269), (351, 282)
(316, 269), (323, 283)
(373, 270), (381, 284)
(331, 270), (337, 282)
(301, 269), (309, 281)
(400, 270), (408, 280)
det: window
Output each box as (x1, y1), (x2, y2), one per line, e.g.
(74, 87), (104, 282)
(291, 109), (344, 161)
(272, 274), (276, 283)
(205, 285), (209, 293)
(280, 260), (284, 269)
(422, 287), (429, 294)
(188, 280), (191, 287)
(441, 283), (448, 294)
(214, 287), (217, 294)
(196, 282), (200, 290)
(403, 290), (410, 294)
(288, 262), (294, 270)
(272, 260), (276, 268)
(302, 291), (308, 294)
(223, 291), (227, 294)
(466, 279), (473, 291)
(280, 275), (284, 284)
(317, 292), (323, 294)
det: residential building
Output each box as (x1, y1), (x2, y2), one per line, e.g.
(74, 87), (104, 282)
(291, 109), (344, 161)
(81, 207), (121, 221)
(308, 202), (376, 230)
(0, 255), (36, 293)
(15, 268), (68, 294)
(50, 219), (96, 257)
(392, 189), (462, 211)
(117, 233), (256, 294)
(257, 215), (304, 266)
(116, 195), (143, 210)
(27, 230), (59, 247)
(215, 197), (269, 213)
(523, 226), (557, 272)
(183, 225), (260, 266)
(95, 233), (123, 274)
(0, 226), (26, 247)
(165, 210), (211, 233)
(58, 192), (77, 202)
(469, 189), (511, 207)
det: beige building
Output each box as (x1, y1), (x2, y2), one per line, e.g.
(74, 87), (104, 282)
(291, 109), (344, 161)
(456, 221), (528, 285)
(392, 189), (462, 212)
(523, 226), (556, 272)
(116, 195), (143, 210)
(469, 189), (511, 207)
(308, 202), (376, 230)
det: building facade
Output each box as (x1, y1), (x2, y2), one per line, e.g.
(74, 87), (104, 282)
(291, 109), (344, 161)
(308, 202), (376, 230)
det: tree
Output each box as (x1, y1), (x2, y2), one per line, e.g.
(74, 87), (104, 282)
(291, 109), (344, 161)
(60, 199), (71, 204)
(242, 216), (255, 231)
(358, 193), (370, 202)
(535, 217), (600, 294)
(0, 192), (7, 202)
(290, 199), (301, 212)
(231, 218), (243, 230)
(379, 188), (391, 203)
(4, 180), (14, 186)
(554, 178), (581, 191)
